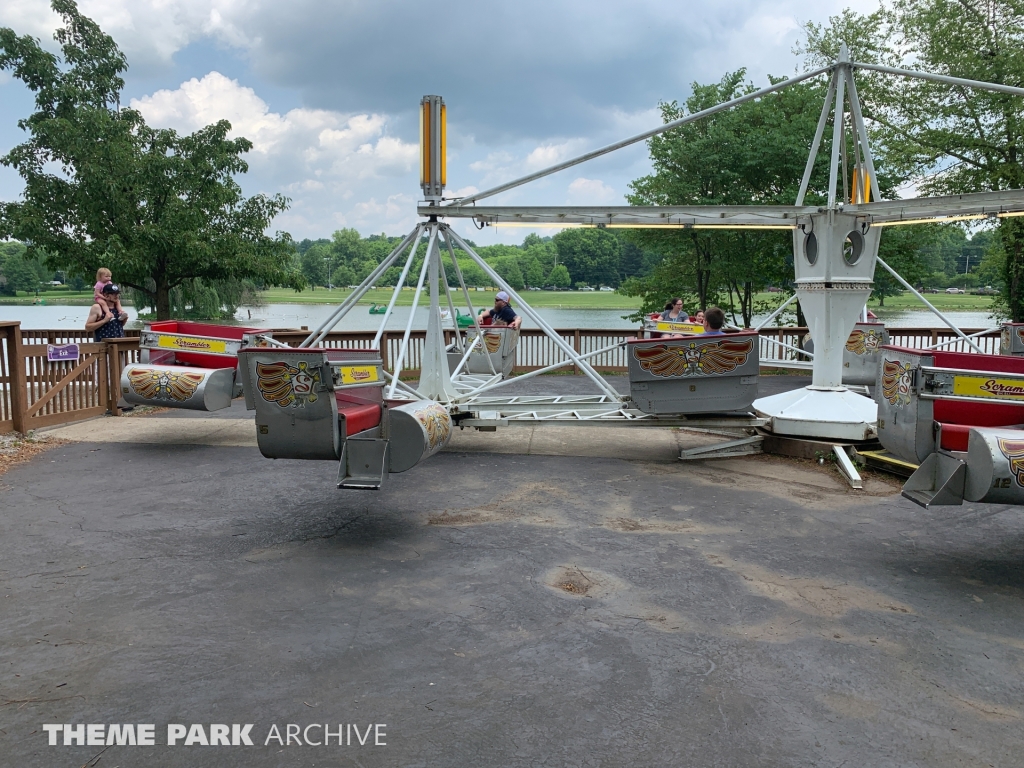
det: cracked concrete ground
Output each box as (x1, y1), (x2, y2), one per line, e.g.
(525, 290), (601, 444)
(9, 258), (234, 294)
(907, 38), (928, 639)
(1, 375), (1023, 767)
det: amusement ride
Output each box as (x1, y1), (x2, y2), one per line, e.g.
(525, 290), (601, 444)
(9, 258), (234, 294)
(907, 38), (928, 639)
(118, 45), (1024, 506)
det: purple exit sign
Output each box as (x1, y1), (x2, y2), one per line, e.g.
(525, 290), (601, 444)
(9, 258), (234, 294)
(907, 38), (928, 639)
(47, 343), (80, 362)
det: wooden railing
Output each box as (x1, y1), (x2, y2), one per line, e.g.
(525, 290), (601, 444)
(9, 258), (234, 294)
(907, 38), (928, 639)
(0, 323), (1009, 434)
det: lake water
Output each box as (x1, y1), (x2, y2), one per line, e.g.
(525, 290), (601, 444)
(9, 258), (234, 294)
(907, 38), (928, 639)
(0, 302), (1003, 331)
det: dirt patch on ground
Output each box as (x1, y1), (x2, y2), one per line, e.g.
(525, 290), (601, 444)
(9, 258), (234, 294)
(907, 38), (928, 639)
(543, 565), (620, 600)
(427, 480), (568, 527)
(603, 517), (738, 535)
(0, 432), (67, 477)
(641, 453), (901, 508)
(705, 553), (914, 619)
(119, 405), (170, 418)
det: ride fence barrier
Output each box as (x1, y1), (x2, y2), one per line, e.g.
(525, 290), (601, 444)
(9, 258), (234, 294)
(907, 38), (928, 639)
(0, 323), (1005, 434)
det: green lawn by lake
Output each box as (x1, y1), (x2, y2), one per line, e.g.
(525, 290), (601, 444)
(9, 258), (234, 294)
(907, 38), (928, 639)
(0, 286), (997, 312)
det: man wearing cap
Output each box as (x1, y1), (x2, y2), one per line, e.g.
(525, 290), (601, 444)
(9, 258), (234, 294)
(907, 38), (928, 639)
(478, 291), (522, 329)
(85, 283), (129, 341)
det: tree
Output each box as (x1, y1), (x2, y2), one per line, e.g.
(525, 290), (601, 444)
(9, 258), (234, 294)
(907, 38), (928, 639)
(0, 0), (303, 319)
(300, 245), (328, 288)
(552, 228), (621, 287)
(624, 71), (842, 325)
(801, 1), (1024, 317)
(872, 224), (938, 304)
(547, 264), (571, 289)
(493, 255), (525, 290)
(523, 256), (546, 288)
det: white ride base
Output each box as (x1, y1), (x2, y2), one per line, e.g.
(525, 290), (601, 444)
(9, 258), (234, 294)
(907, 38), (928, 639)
(753, 387), (878, 442)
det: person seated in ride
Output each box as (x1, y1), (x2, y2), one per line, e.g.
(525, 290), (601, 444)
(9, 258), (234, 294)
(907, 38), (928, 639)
(692, 309), (705, 325)
(478, 291), (522, 329)
(661, 297), (686, 323)
(699, 306), (726, 335)
(85, 283), (129, 341)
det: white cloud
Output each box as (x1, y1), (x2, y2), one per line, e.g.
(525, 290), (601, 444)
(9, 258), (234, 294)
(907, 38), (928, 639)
(128, 72), (418, 237)
(131, 72), (416, 178)
(566, 177), (617, 205)
(525, 140), (587, 171)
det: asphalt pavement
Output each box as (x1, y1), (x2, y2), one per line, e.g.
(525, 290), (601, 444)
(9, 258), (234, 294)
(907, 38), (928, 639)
(1, 374), (1022, 767)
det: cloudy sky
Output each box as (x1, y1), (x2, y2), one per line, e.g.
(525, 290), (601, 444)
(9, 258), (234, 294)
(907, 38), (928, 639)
(0, 0), (879, 244)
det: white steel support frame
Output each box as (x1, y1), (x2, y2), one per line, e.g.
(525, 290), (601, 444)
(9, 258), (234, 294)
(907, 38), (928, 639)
(419, 44), (1024, 439)
(292, 47), (1024, 435)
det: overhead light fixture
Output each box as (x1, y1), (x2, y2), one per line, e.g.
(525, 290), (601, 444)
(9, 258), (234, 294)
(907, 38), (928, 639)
(489, 221), (794, 230)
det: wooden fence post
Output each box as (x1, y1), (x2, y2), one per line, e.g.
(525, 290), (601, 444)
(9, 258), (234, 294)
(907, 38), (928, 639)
(573, 329), (581, 375)
(106, 339), (125, 416)
(6, 323), (28, 434)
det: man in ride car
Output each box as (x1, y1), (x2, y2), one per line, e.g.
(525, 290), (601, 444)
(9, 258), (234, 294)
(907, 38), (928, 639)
(478, 291), (522, 329)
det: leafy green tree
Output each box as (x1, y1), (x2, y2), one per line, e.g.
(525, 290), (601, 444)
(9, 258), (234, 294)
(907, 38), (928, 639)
(0, 250), (41, 294)
(624, 71), (839, 324)
(872, 224), (938, 304)
(523, 256), (546, 288)
(300, 246), (328, 288)
(0, 0), (303, 319)
(801, 1), (1024, 317)
(552, 228), (620, 287)
(547, 264), (571, 289)
(494, 255), (525, 290)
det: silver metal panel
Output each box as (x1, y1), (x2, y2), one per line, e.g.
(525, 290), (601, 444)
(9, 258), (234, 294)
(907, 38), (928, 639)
(121, 364), (236, 412)
(1000, 322), (1024, 356)
(338, 437), (390, 490)
(387, 401), (453, 473)
(843, 322), (889, 385)
(454, 327), (519, 378)
(902, 452), (966, 507)
(964, 427), (1024, 504)
(238, 348), (340, 461)
(875, 347), (935, 464)
(424, 204), (812, 227)
(626, 333), (760, 415)
(847, 188), (1024, 221)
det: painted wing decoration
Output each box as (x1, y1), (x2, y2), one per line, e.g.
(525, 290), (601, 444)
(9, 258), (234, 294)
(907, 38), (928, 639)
(483, 333), (502, 353)
(696, 338), (754, 374)
(881, 358), (912, 406)
(632, 344), (691, 377)
(255, 360), (321, 408)
(417, 403), (452, 452)
(997, 437), (1024, 488)
(633, 338), (753, 378)
(846, 330), (867, 354)
(846, 329), (882, 355)
(126, 367), (204, 402)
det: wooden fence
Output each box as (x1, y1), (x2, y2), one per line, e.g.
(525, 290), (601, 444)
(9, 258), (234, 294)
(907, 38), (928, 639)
(0, 322), (1007, 434)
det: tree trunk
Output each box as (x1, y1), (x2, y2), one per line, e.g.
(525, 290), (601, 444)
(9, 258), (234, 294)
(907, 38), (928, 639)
(156, 280), (172, 320)
(742, 281), (752, 327)
(1003, 218), (1024, 322)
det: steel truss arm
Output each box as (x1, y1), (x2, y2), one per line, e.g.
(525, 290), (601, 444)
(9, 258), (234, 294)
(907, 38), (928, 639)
(443, 225), (623, 401)
(853, 62), (1024, 99)
(300, 226), (421, 348)
(372, 225), (426, 348)
(445, 65), (834, 206)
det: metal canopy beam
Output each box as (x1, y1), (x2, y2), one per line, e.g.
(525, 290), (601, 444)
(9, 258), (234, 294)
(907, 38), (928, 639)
(850, 189), (1024, 222)
(443, 65), (835, 207)
(421, 204), (815, 227)
(424, 189), (1024, 230)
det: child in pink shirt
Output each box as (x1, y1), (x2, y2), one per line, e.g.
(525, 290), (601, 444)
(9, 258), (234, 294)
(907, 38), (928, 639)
(93, 267), (124, 315)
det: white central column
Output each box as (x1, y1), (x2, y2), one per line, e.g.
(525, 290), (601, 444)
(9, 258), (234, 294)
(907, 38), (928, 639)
(418, 225), (460, 400)
(753, 211), (880, 440)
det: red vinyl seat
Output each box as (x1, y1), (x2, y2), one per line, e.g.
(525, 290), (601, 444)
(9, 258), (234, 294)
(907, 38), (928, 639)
(931, 350), (1024, 450)
(335, 392), (382, 436)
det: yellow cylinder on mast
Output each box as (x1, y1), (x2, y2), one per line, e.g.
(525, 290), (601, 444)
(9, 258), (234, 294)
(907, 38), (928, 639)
(420, 95), (446, 201)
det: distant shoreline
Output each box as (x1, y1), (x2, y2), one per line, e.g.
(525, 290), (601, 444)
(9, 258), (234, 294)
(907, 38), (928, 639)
(0, 288), (996, 313)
